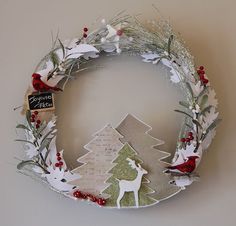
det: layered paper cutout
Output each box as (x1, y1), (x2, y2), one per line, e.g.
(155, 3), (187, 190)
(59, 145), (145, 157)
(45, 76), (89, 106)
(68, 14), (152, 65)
(71, 124), (124, 197)
(116, 114), (180, 202)
(103, 143), (156, 208)
(69, 114), (181, 208)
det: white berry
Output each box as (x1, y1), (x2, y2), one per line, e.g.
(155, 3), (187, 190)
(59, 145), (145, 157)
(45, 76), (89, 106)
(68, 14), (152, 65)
(116, 48), (122, 54)
(101, 37), (106, 43)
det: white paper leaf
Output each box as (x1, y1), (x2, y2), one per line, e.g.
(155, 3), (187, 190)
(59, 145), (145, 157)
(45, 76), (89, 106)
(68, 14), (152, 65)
(36, 60), (65, 87)
(161, 58), (181, 83)
(63, 171), (80, 182)
(45, 138), (65, 169)
(201, 129), (216, 150)
(63, 38), (79, 49)
(141, 53), (160, 63)
(190, 81), (204, 97)
(106, 24), (118, 39)
(161, 58), (172, 67)
(169, 68), (181, 83)
(43, 166), (77, 192)
(172, 175), (199, 188)
(32, 166), (44, 174)
(25, 130), (35, 143)
(25, 143), (38, 158)
(208, 88), (218, 107)
(40, 73), (65, 87)
(102, 43), (116, 53)
(200, 107), (219, 131)
(46, 115), (57, 130)
(82, 51), (99, 60)
(72, 44), (99, 54)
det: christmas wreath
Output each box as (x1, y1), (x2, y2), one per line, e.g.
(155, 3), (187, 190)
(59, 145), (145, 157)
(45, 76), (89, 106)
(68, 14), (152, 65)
(15, 12), (220, 209)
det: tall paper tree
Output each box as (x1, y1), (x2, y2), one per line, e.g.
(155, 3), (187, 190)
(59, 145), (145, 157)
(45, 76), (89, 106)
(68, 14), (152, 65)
(70, 124), (124, 197)
(116, 114), (180, 201)
(103, 143), (156, 207)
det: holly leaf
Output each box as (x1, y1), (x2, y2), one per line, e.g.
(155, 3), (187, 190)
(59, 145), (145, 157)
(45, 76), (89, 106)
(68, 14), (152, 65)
(26, 110), (33, 129)
(50, 51), (60, 68)
(15, 139), (35, 145)
(167, 35), (174, 55)
(16, 124), (30, 131)
(179, 101), (189, 109)
(192, 119), (203, 130)
(17, 160), (37, 170)
(58, 39), (65, 59)
(174, 109), (193, 119)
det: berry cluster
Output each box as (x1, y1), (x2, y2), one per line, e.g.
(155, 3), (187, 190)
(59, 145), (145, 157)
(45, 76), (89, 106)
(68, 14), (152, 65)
(73, 190), (106, 206)
(197, 66), (209, 85)
(83, 27), (88, 38)
(30, 111), (41, 129)
(116, 29), (123, 36)
(180, 132), (194, 143)
(55, 152), (64, 168)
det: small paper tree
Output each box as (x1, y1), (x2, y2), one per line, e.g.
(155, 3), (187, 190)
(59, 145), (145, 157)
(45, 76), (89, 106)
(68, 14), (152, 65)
(102, 143), (156, 207)
(70, 124), (124, 197)
(116, 114), (180, 201)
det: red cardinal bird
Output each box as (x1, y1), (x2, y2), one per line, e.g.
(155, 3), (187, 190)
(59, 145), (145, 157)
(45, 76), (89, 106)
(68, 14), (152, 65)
(166, 156), (199, 174)
(32, 73), (62, 92)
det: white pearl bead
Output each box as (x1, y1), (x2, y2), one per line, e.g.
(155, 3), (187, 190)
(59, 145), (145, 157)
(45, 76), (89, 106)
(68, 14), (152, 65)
(129, 37), (134, 42)
(101, 37), (106, 43)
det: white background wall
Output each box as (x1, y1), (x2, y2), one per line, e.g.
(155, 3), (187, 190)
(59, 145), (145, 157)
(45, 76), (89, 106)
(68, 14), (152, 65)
(1, 0), (235, 226)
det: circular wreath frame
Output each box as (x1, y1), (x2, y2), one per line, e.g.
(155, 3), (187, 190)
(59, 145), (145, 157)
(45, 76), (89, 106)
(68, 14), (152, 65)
(15, 13), (220, 207)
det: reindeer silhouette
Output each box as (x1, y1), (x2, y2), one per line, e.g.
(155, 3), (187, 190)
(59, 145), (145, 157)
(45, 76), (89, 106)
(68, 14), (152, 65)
(116, 158), (148, 208)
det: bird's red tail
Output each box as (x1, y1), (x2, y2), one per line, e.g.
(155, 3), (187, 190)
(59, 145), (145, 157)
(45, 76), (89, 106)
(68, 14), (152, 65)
(167, 165), (176, 170)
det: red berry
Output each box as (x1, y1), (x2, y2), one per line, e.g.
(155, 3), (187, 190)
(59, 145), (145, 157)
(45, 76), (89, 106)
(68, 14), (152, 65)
(87, 194), (96, 202)
(97, 198), (106, 206)
(80, 193), (87, 199)
(56, 152), (61, 157)
(180, 138), (186, 142)
(57, 157), (61, 161)
(199, 66), (204, 70)
(31, 114), (35, 119)
(200, 70), (205, 75)
(199, 75), (205, 80)
(73, 190), (82, 198)
(83, 27), (88, 32)
(34, 111), (38, 115)
(55, 163), (60, 167)
(31, 118), (35, 123)
(36, 119), (41, 124)
(59, 161), (63, 166)
(116, 29), (123, 36)
(36, 124), (40, 129)
(186, 138), (191, 142)
(203, 79), (209, 84)
(188, 132), (193, 137)
(83, 33), (87, 38)
(189, 136), (194, 140)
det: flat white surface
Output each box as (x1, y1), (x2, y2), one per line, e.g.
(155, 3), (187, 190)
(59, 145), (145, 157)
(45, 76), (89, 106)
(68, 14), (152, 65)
(0, 0), (235, 226)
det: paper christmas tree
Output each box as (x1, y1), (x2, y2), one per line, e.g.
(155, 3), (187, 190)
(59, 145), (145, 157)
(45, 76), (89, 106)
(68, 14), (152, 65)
(70, 124), (124, 197)
(116, 114), (180, 201)
(102, 143), (156, 207)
